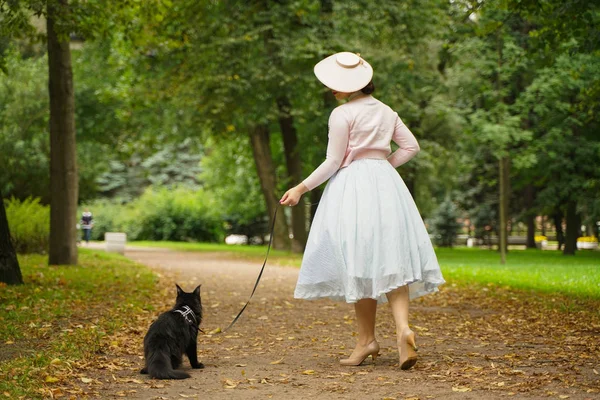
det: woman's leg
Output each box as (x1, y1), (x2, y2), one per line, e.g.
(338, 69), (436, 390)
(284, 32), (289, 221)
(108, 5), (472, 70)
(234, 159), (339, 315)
(354, 298), (377, 346)
(340, 298), (379, 365)
(386, 285), (418, 369)
(386, 285), (410, 335)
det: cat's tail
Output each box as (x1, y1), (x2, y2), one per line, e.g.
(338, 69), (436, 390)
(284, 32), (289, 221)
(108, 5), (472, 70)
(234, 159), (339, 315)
(146, 351), (190, 380)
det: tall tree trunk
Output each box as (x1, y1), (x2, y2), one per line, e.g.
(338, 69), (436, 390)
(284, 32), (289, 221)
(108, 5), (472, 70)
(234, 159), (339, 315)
(563, 201), (580, 255)
(498, 157), (508, 263)
(47, 0), (78, 266)
(524, 184), (536, 249)
(553, 209), (565, 251)
(249, 125), (290, 251)
(277, 97), (308, 253)
(0, 192), (23, 285)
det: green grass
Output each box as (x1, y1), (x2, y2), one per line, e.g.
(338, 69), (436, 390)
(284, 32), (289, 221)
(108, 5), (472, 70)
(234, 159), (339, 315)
(436, 247), (600, 300)
(0, 249), (158, 399)
(130, 240), (304, 267)
(131, 241), (600, 300)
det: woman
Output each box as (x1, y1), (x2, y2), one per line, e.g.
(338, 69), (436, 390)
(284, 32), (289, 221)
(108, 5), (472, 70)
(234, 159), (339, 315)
(280, 52), (445, 370)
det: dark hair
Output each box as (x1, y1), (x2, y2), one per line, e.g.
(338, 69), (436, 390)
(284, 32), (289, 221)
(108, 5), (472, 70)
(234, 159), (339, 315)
(361, 81), (375, 94)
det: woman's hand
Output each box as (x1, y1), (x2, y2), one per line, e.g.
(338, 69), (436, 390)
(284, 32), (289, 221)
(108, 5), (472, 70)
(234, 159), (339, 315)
(280, 183), (309, 206)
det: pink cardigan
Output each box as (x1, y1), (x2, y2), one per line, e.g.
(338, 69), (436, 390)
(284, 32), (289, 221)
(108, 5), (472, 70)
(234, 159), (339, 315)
(302, 95), (420, 190)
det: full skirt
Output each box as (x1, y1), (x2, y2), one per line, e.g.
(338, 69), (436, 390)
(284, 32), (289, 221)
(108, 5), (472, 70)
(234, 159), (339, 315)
(294, 159), (445, 303)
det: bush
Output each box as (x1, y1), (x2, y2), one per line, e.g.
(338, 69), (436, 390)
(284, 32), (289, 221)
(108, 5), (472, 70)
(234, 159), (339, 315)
(83, 186), (225, 242)
(5, 197), (50, 254)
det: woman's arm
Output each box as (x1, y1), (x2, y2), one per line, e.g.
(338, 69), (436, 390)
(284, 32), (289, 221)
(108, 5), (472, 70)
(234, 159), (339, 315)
(302, 109), (350, 190)
(387, 115), (420, 168)
(280, 108), (349, 206)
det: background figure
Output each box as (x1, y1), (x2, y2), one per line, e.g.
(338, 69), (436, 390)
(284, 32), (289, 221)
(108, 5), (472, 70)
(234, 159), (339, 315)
(80, 209), (94, 245)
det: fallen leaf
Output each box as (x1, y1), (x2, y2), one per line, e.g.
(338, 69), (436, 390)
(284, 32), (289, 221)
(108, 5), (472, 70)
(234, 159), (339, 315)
(207, 327), (221, 335)
(45, 376), (59, 383)
(270, 358), (284, 365)
(223, 379), (238, 389)
(452, 386), (471, 392)
(80, 377), (93, 383)
(302, 370), (316, 375)
(235, 364), (247, 367)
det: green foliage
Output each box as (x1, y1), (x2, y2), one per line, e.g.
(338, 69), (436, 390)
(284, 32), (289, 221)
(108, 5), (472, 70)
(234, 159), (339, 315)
(82, 186), (224, 242)
(5, 197), (49, 254)
(200, 137), (267, 237)
(431, 198), (462, 247)
(0, 48), (50, 203)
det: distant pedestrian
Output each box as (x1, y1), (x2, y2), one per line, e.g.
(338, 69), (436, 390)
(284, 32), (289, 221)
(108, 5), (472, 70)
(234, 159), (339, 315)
(80, 209), (94, 245)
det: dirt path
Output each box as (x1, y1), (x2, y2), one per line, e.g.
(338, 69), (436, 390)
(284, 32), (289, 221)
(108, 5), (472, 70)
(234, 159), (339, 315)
(86, 247), (599, 400)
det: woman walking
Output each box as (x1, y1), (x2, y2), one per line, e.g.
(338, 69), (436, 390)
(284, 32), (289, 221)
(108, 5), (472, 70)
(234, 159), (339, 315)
(280, 52), (445, 370)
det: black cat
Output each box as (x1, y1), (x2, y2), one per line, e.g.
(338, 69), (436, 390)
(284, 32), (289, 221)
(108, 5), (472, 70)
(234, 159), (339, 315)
(141, 284), (204, 379)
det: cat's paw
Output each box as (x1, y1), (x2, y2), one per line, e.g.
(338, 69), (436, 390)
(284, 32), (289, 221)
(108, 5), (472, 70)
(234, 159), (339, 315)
(192, 362), (205, 369)
(140, 367), (148, 374)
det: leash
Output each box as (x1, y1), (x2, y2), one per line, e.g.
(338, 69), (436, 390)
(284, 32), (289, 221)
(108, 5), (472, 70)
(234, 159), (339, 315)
(211, 200), (318, 335)
(216, 203), (281, 334)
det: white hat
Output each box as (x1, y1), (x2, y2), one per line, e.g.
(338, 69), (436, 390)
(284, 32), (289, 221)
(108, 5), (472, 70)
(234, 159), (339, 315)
(314, 52), (373, 93)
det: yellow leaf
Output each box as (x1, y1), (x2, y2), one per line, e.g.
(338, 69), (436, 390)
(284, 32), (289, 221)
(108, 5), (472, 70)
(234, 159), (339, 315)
(269, 358), (284, 365)
(452, 386), (471, 392)
(235, 364), (247, 367)
(45, 376), (59, 383)
(207, 327), (221, 335)
(302, 370), (316, 375)
(4, 341), (13, 345)
(80, 377), (93, 383)
(223, 379), (237, 389)
(559, 396), (569, 399)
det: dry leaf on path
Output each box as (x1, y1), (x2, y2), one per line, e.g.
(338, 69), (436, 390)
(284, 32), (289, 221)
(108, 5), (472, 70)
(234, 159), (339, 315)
(452, 386), (472, 392)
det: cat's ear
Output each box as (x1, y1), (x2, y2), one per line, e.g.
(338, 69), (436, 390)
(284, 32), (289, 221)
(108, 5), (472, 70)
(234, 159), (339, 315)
(193, 285), (201, 296)
(176, 284), (184, 296)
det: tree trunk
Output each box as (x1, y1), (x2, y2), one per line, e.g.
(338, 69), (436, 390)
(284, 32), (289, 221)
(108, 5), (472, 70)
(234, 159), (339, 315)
(47, 0), (78, 266)
(0, 192), (23, 285)
(498, 157), (508, 263)
(277, 96), (308, 253)
(524, 184), (536, 249)
(553, 210), (565, 251)
(563, 201), (580, 256)
(248, 125), (290, 251)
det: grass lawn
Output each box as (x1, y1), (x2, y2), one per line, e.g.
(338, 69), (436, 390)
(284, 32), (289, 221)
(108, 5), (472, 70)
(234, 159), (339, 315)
(131, 241), (600, 300)
(0, 249), (157, 399)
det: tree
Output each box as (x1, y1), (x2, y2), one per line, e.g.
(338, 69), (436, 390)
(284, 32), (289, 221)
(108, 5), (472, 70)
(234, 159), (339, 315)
(47, 0), (78, 265)
(0, 192), (23, 285)
(431, 198), (462, 247)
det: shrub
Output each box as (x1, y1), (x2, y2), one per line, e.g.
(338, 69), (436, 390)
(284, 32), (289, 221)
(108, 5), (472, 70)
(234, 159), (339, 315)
(534, 235), (548, 242)
(82, 186), (224, 242)
(4, 197), (50, 254)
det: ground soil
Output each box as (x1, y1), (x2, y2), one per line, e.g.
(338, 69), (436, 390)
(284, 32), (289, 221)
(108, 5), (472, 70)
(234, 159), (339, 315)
(82, 246), (599, 400)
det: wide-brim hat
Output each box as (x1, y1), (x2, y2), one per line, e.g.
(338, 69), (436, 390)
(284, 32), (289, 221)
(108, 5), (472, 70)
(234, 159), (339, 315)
(314, 52), (373, 93)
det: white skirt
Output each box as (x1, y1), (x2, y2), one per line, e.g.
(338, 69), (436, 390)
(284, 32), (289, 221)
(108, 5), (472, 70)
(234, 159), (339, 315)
(294, 159), (445, 303)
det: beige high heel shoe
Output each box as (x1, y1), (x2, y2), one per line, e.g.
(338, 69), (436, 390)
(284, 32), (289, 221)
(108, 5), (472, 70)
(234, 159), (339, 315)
(399, 329), (418, 370)
(339, 340), (380, 366)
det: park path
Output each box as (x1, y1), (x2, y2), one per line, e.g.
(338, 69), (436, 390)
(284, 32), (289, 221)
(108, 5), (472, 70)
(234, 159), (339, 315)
(87, 245), (599, 400)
